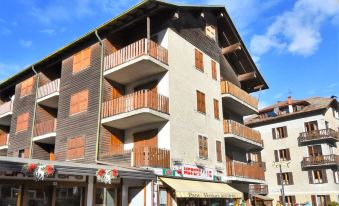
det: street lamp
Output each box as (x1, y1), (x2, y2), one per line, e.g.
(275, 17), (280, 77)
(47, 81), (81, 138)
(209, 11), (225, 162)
(273, 161), (290, 206)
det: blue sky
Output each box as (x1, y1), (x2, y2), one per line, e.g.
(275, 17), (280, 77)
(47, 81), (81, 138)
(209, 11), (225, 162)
(0, 0), (338, 108)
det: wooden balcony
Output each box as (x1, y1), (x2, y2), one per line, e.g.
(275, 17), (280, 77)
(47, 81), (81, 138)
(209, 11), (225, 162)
(0, 134), (9, 149)
(224, 120), (263, 151)
(301, 154), (339, 168)
(102, 90), (169, 129)
(227, 161), (265, 182)
(298, 129), (338, 145)
(249, 184), (269, 195)
(220, 81), (258, 115)
(33, 119), (57, 144)
(37, 79), (60, 109)
(0, 101), (13, 126)
(104, 38), (169, 84)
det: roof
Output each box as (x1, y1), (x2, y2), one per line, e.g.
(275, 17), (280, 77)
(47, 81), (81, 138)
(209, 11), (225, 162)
(246, 97), (338, 126)
(0, 0), (267, 92)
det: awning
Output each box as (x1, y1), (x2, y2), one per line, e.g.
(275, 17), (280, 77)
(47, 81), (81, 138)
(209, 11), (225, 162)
(252, 195), (273, 201)
(160, 177), (243, 199)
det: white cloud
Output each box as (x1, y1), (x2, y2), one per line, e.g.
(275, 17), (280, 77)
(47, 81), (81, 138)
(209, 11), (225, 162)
(19, 40), (32, 48)
(40, 27), (66, 36)
(250, 0), (339, 57)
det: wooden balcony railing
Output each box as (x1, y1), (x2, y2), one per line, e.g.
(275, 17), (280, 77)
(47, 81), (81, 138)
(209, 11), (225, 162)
(102, 90), (169, 118)
(298, 129), (339, 143)
(37, 79), (60, 99)
(301, 154), (339, 168)
(0, 101), (13, 116)
(249, 184), (268, 195)
(133, 147), (170, 168)
(33, 119), (57, 137)
(227, 161), (265, 180)
(220, 81), (258, 109)
(223, 120), (263, 146)
(0, 134), (9, 146)
(104, 38), (168, 71)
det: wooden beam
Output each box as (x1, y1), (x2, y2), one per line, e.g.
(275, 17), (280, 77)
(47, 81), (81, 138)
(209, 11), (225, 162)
(222, 42), (241, 55)
(238, 72), (256, 82)
(254, 84), (265, 90)
(147, 16), (150, 40)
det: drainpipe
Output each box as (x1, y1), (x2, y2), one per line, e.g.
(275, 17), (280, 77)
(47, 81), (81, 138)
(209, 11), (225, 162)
(94, 30), (104, 163)
(29, 65), (39, 158)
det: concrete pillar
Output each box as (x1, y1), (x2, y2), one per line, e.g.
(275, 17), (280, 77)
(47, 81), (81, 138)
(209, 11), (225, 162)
(86, 176), (94, 206)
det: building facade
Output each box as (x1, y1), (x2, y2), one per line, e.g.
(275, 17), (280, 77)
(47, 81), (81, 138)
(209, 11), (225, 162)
(0, 1), (269, 205)
(246, 96), (339, 206)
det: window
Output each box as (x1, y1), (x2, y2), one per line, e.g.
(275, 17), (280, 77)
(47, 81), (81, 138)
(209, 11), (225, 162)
(280, 196), (296, 205)
(211, 60), (217, 80)
(312, 195), (331, 206)
(195, 49), (204, 72)
(159, 189), (171, 206)
(196, 91), (206, 114)
(16, 112), (30, 133)
(333, 170), (339, 184)
(198, 135), (208, 159)
(308, 145), (322, 157)
(67, 136), (85, 160)
(70, 90), (89, 115)
(274, 149), (291, 162)
(309, 170), (327, 184)
(305, 121), (318, 132)
(213, 99), (219, 119)
(333, 108), (339, 119)
(20, 77), (34, 97)
(216, 141), (222, 162)
(277, 172), (293, 185)
(205, 25), (216, 40)
(73, 47), (91, 73)
(272, 126), (288, 139)
(18, 148), (29, 158)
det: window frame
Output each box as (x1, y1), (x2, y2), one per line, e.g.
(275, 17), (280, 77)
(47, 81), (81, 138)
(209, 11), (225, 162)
(272, 126), (288, 139)
(216, 140), (222, 162)
(69, 90), (89, 116)
(196, 90), (206, 114)
(198, 135), (208, 159)
(16, 112), (30, 133)
(73, 47), (91, 74)
(213, 99), (219, 119)
(211, 60), (217, 80)
(195, 49), (204, 72)
(20, 77), (34, 98)
(66, 136), (85, 160)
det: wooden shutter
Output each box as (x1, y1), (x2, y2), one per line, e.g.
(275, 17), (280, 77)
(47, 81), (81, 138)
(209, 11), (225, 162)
(67, 136), (85, 160)
(325, 195), (331, 205)
(134, 80), (158, 93)
(20, 77), (34, 97)
(283, 126), (288, 137)
(291, 196), (296, 204)
(216, 141), (222, 161)
(322, 169), (328, 183)
(203, 136), (208, 158)
(112, 84), (125, 99)
(272, 128), (276, 139)
(211, 60), (217, 80)
(311, 195), (316, 206)
(286, 149), (291, 160)
(134, 129), (158, 149)
(198, 135), (203, 158)
(73, 47), (91, 73)
(288, 172), (294, 185)
(16, 112), (29, 133)
(110, 129), (124, 155)
(196, 91), (206, 113)
(195, 49), (204, 71)
(274, 150), (279, 162)
(70, 90), (89, 115)
(213, 99), (219, 119)
(308, 171), (314, 184)
(277, 173), (281, 185)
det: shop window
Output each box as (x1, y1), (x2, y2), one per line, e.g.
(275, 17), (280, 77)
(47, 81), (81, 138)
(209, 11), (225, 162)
(95, 188), (116, 205)
(20, 77), (34, 97)
(274, 149), (291, 162)
(56, 187), (83, 205)
(195, 49), (204, 72)
(272, 126), (288, 139)
(73, 47), (91, 74)
(66, 136), (85, 160)
(196, 90), (206, 114)
(211, 60), (217, 80)
(205, 25), (216, 41)
(0, 185), (21, 206)
(277, 172), (293, 185)
(198, 135), (208, 159)
(216, 141), (222, 162)
(16, 112), (30, 133)
(213, 99), (219, 119)
(70, 90), (89, 115)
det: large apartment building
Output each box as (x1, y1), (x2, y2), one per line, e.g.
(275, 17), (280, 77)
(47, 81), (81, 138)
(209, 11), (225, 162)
(246, 96), (339, 206)
(0, 1), (269, 205)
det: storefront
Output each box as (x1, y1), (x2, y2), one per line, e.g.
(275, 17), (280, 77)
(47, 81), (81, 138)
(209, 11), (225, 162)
(0, 156), (155, 206)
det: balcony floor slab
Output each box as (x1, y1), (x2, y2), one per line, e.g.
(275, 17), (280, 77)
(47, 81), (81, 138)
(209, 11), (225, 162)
(222, 94), (258, 116)
(37, 92), (59, 109)
(33, 133), (56, 144)
(224, 134), (263, 151)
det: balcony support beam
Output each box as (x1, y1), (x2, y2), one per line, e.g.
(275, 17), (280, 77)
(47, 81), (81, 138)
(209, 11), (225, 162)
(147, 16), (151, 40)
(222, 43), (241, 55)
(238, 72), (256, 82)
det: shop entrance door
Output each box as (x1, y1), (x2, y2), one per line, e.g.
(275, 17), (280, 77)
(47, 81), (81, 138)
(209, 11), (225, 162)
(26, 186), (53, 206)
(128, 187), (145, 206)
(55, 187), (83, 206)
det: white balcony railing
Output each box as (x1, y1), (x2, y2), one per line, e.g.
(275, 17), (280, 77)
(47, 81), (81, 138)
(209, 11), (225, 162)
(37, 79), (60, 100)
(0, 101), (13, 116)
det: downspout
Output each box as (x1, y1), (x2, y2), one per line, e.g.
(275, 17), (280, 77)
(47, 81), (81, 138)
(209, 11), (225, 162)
(94, 30), (104, 163)
(29, 65), (39, 158)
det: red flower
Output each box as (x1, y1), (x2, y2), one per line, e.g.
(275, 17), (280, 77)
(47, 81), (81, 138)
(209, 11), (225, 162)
(28, 163), (37, 173)
(98, 169), (105, 177)
(46, 165), (54, 176)
(112, 169), (118, 177)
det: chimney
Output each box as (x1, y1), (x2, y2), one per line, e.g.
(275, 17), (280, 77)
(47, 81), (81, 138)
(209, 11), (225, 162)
(288, 96), (293, 113)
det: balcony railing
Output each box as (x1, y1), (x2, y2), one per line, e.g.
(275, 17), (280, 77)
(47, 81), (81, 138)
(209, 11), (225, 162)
(223, 120), (263, 146)
(33, 119), (57, 137)
(104, 38), (168, 71)
(249, 184), (268, 195)
(102, 90), (169, 118)
(37, 79), (60, 100)
(298, 129), (339, 143)
(220, 81), (258, 109)
(0, 101), (13, 116)
(0, 134), (9, 146)
(134, 147), (170, 168)
(227, 161), (265, 180)
(301, 154), (339, 168)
